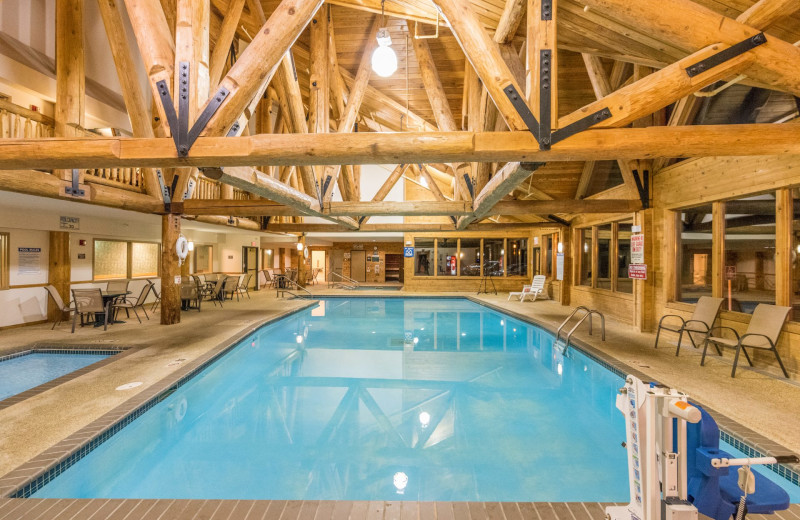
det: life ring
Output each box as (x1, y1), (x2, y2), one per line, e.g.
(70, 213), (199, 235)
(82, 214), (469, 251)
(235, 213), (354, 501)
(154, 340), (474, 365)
(176, 236), (189, 263)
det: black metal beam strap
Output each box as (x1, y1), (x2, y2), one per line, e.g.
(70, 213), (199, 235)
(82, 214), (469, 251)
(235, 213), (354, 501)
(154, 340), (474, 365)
(503, 84), (540, 142)
(550, 107), (612, 146)
(539, 49), (552, 150)
(321, 175), (333, 198)
(156, 169), (171, 203)
(227, 122), (241, 137)
(463, 174), (475, 199)
(64, 168), (85, 197)
(186, 85), (230, 152)
(548, 214), (569, 226)
(632, 169), (650, 209)
(685, 32), (766, 78)
(541, 0), (552, 20)
(156, 80), (180, 152)
(177, 62), (190, 156)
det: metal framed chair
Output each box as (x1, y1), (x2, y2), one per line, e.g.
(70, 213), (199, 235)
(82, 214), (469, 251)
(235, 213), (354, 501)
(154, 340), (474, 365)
(71, 288), (111, 332)
(180, 282), (202, 311)
(236, 273), (253, 300)
(701, 304), (791, 377)
(112, 282), (153, 323)
(222, 276), (239, 301)
(44, 285), (75, 330)
(654, 296), (724, 356)
(149, 281), (161, 312)
(206, 277), (225, 307)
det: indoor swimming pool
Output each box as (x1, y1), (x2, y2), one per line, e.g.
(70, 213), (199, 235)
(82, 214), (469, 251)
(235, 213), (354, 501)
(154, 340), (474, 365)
(30, 298), (800, 502)
(0, 350), (113, 401)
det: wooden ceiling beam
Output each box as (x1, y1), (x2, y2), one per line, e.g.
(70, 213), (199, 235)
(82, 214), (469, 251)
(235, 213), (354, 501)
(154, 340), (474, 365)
(457, 162), (537, 229)
(494, 0), (526, 45)
(360, 163), (408, 226)
(264, 222), (556, 233)
(308, 5), (330, 138)
(208, 0), (245, 88)
(199, 0), (323, 137)
(433, 0), (529, 132)
(8, 125), (800, 169)
(580, 0), (800, 97)
(574, 160), (596, 200)
(738, 0), (800, 31)
(276, 56), (317, 196)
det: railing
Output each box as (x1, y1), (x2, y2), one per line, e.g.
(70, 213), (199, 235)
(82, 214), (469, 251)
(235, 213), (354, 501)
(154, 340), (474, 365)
(0, 99), (54, 138)
(555, 306), (605, 354)
(193, 176), (222, 199)
(328, 271), (358, 289)
(280, 278), (314, 299)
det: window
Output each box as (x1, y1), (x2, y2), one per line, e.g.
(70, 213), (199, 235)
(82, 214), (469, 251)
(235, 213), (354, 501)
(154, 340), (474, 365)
(94, 240), (128, 280)
(617, 221), (633, 293)
(483, 239), (504, 276)
(414, 239), (433, 276)
(437, 238), (458, 276)
(93, 239), (160, 280)
(579, 228), (592, 286)
(507, 239), (527, 277)
(460, 239), (481, 276)
(545, 236), (553, 277)
(724, 194), (775, 314)
(676, 204), (713, 303)
(196, 245), (214, 273)
(597, 224), (612, 289)
(0, 232), (8, 289)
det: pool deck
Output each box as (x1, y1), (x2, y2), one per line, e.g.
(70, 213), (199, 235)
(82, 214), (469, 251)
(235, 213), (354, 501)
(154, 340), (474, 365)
(0, 287), (798, 519)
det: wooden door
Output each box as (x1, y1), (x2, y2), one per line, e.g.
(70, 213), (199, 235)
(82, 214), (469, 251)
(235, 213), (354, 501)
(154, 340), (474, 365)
(350, 250), (366, 282)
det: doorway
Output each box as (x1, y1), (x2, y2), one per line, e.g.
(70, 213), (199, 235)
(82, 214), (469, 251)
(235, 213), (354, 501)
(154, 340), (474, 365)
(242, 246), (259, 290)
(311, 250), (326, 284)
(350, 250), (366, 282)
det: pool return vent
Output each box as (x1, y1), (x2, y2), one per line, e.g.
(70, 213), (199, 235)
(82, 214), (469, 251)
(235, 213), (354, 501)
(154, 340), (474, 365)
(555, 306), (605, 353)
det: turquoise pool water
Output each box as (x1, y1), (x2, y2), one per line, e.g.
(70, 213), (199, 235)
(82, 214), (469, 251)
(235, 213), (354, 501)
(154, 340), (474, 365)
(31, 298), (798, 502)
(0, 351), (111, 401)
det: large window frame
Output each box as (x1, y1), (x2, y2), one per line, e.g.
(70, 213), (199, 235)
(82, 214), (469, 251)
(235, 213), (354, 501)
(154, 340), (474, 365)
(574, 219), (634, 296)
(93, 239), (161, 281)
(409, 237), (531, 278)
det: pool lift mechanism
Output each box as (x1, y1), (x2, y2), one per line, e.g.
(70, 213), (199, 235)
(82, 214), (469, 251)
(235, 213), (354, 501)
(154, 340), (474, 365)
(607, 375), (796, 520)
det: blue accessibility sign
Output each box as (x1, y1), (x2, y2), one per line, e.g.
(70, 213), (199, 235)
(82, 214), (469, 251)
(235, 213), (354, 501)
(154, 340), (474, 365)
(404, 247), (415, 258)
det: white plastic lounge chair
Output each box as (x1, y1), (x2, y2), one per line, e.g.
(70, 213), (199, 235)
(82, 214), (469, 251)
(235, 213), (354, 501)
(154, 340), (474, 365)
(507, 284), (531, 301)
(521, 275), (548, 301)
(654, 296), (723, 356)
(701, 304), (790, 378)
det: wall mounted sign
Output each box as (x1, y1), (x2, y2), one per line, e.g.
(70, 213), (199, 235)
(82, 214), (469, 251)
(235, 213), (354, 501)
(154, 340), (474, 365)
(404, 247), (414, 257)
(629, 264), (647, 279)
(556, 252), (565, 281)
(725, 266), (736, 280)
(631, 234), (645, 264)
(17, 247), (41, 275)
(59, 216), (80, 230)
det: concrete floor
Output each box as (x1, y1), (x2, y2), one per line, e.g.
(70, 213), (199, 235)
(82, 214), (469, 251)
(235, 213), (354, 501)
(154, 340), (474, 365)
(0, 287), (798, 492)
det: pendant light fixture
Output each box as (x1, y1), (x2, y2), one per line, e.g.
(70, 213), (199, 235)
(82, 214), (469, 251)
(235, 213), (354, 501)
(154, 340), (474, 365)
(371, 0), (398, 77)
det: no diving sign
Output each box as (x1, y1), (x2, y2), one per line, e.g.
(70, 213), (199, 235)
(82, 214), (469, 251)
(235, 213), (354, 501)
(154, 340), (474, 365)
(404, 247), (414, 258)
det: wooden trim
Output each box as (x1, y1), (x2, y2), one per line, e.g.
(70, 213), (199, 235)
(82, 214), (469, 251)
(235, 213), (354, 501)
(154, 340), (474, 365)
(0, 319), (48, 331)
(775, 188), (792, 307)
(712, 201), (725, 299)
(664, 209), (679, 304)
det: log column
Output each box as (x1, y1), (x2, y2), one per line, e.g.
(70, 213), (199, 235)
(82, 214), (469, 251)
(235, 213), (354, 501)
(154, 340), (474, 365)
(775, 188), (792, 307)
(634, 209), (656, 332)
(161, 214), (181, 324)
(296, 234), (307, 287)
(48, 231), (71, 323)
(55, 0), (85, 184)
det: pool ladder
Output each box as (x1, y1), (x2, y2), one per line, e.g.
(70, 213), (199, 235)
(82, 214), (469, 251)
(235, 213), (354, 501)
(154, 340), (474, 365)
(555, 306), (605, 354)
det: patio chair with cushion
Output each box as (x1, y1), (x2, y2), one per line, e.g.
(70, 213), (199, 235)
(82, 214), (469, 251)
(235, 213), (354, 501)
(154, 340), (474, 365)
(654, 296), (724, 356)
(44, 285), (76, 330)
(71, 288), (112, 332)
(112, 282), (153, 323)
(701, 304), (791, 378)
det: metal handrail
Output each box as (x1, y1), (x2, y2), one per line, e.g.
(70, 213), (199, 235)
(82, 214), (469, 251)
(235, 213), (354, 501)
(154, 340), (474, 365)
(280, 278), (313, 298)
(555, 307), (605, 354)
(329, 271), (358, 289)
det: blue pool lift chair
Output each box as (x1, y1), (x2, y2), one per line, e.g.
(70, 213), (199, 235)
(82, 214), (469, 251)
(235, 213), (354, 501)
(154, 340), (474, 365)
(686, 406), (790, 520)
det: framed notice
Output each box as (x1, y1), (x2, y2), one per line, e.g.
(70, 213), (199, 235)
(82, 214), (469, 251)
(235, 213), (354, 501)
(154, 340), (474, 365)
(630, 234), (645, 264)
(629, 264), (647, 279)
(556, 253), (565, 281)
(18, 247), (42, 275)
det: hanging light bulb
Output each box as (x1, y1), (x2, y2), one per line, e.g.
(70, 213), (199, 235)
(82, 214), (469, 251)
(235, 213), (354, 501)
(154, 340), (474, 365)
(371, 2), (397, 77)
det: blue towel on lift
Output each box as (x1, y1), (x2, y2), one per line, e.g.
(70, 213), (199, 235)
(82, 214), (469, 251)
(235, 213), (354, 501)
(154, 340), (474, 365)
(686, 406), (790, 520)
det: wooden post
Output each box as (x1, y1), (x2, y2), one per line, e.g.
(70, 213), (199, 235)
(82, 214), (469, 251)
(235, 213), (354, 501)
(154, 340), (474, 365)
(559, 227), (571, 305)
(634, 209), (655, 332)
(527, 0), (557, 132)
(296, 235), (307, 287)
(663, 209), (680, 303)
(712, 201), (725, 299)
(161, 213), (181, 325)
(55, 0), (85, 184)
(775, 188), (792, 307)
(308, 5), (330, 138)
(48, 231), (71, 323)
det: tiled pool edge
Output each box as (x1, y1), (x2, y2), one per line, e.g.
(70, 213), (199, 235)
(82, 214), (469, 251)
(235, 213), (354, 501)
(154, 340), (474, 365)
(0, 346), (131, 412)
(0, 301), (317, 499)
(467, 296), (800, 488)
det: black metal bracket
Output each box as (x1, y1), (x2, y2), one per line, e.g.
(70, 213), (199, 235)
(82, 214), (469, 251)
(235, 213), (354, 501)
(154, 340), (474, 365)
(321, 175), (333, 199)
(463, 174), (475, 199)
(551, 107), (612, 146)
(156, 62), (231, 157)
(64, 168), (84, 197)
(548, 214), (569, 226)
(541, 0), (552, 19)
(504, 84), (540, 142)
(632, 169), (650, 209)
(227, 122), (240, 137)
(539, 50), (553, 150)
(685, 33), (766, 78)
(358, 216), (366, 225)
